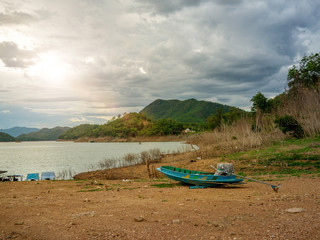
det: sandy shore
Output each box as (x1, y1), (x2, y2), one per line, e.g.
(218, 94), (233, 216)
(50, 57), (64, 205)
(1, 175), (319, 240)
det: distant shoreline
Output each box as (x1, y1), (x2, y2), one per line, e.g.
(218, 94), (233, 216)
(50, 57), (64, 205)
(71, 135), (187, 143)
(1, 135), (187, 143)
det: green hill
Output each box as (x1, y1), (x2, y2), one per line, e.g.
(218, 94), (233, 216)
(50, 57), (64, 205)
(140, 98), (241, 123)
(0, 132), (16, 142)
(59, 124), (99, 140)
(59, 113), (153, 140)
(16, 127), (70, 141)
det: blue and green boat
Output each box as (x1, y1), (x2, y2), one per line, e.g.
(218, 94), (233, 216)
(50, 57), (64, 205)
(157, 165), (281, 191)
(156, 166), (243, 187)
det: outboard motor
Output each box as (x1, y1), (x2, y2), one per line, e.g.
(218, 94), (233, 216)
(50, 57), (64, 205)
(214, 163), (234, 176)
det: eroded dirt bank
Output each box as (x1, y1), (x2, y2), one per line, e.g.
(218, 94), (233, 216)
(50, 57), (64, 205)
(0, 176), (319, 240)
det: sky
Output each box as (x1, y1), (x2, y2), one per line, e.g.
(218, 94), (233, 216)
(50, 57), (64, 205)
(1, 0), (320, 129)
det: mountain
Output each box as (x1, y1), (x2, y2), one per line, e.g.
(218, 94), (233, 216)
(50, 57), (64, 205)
(0, 132), (16, 142)
(0, 127), (40, 137)
(16, 127), (70, 141)
(140, 98), (241, 123)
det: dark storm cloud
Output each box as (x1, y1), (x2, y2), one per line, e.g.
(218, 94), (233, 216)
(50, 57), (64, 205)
(0, 41), (37, 68)
(130, 0), (320, 107)
(77, 0), (320, 110)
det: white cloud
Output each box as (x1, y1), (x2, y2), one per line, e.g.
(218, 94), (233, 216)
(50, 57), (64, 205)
(0, 41), (37, 68)
(1, 110), (12, 114)
(69, 116), (88, 123)
(139, 67), (147, 74)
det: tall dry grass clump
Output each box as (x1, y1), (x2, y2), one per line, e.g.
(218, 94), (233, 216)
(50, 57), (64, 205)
(140, 148), (162, 164)
(56, 168), (75, 180)
(187, 116), (285, 159)
(277, 84), (320, 137)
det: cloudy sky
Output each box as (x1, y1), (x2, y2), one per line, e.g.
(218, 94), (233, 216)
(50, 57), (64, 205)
(1, 0), (320, 129)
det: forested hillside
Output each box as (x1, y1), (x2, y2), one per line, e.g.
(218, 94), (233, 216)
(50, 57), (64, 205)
(140, 98), (241, 123)
(16, 127), (70, 141)
(58, 112), (185, 140)
(0, 132), (16, 142)
(59, 124), (99, 140)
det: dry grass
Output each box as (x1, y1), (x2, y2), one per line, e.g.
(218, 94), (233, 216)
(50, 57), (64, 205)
(278, 84), (320, 137)
(186, 117), (285, 159)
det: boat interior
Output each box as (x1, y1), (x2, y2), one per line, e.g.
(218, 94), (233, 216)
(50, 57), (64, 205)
(161, 166), (213, 175)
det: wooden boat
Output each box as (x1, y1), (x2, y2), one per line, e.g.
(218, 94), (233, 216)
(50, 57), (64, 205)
(156, 166), (243, 187)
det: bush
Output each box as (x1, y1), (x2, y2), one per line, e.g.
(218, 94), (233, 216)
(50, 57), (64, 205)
(274, 115), (304, 138)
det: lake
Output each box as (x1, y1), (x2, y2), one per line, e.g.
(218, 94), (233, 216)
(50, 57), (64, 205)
(0, 141), (191, 180)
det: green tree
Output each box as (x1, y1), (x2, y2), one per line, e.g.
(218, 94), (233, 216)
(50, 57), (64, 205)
(250, 92), (274, 132)
(250, 92), (272, 113)
(288, 52), (320, 89)
(150, 119), (184, 136)
(223, 108), (245, 125)
(207, 108), (223, 130)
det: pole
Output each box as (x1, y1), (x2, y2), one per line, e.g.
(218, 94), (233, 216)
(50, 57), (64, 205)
(233, 174), (281, 192)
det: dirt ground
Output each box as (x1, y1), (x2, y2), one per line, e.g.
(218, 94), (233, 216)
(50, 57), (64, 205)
(0, 175), (319, 240)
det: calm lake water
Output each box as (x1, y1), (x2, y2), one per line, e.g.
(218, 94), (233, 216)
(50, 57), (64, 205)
(0, 141), (191, 180)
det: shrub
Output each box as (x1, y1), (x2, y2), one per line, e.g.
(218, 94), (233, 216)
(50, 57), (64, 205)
(274, 115), (304, 138)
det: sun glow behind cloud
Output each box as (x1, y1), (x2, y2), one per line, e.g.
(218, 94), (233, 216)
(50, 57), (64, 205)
(27, 52), (72, 87)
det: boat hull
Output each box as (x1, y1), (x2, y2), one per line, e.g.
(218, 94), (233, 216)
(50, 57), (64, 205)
(157, 166), (243, 187)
